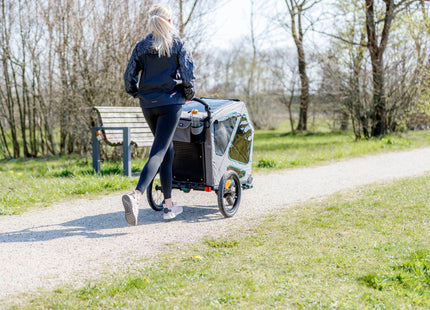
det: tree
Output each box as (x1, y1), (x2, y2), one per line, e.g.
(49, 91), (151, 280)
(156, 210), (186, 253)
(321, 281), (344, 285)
(1, 0), (20, 157)
(283, 0), (321, 131)
(317, 0), (429, 137)
(270, 49), (298, 134)
(364, 0), (429, 136)
(318, 0), (374, 139)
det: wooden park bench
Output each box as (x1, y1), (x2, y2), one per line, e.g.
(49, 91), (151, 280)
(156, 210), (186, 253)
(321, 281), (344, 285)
(92, 106), (153, 176)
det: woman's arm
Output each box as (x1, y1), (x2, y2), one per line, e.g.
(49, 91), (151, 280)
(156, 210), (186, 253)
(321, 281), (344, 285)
(178, 44), (195, 100)
(124, 45), (142, 97)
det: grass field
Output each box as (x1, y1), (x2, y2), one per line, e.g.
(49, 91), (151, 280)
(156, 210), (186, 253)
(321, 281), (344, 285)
(7, 174), (430, 309)
(0, 157), (141, 215)
(1, 125), (430, 215)
(253, 124), (430, 170)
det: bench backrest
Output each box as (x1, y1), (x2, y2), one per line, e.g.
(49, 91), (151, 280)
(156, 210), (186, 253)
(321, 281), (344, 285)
(93, 106), (153, 147)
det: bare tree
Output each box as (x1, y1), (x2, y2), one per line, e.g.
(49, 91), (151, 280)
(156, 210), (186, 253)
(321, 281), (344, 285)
(364, 0), (430, 136)
(0, 0), (20, 157)
(384, 2), (430, 130)
(245, 0), (261, 125)
(322, 0), (373, 139)
(270, 49), (298, 134)
(316, 0), (429, 137)
(282, 0), (321, 131)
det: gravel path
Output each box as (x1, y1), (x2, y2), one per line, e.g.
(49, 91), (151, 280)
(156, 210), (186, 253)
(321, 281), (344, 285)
(1, 147), (430, 301)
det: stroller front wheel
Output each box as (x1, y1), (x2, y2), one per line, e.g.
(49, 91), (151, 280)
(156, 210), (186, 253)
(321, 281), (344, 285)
(217, 171), (241, 218)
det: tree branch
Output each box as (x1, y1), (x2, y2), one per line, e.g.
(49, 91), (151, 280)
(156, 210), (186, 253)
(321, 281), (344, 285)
(184, 0), (199, 28)
(312, 28), (368, 47)
(379, 0), (395, 55)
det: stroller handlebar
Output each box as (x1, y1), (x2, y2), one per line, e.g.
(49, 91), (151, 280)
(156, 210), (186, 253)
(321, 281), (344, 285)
(192, 97), (212, 122)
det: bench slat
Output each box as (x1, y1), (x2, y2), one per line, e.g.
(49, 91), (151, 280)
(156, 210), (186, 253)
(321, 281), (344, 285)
(96, 113), (146, 119)
(104, 128), (152, 133)
(101, 122), (151, 128)
(106, 136), (154, 143)
(104, 130), (153, 137)
(100, 117), (148, 122)
(104, 133), (152, 138)
(95, 107), (142, 113)
(104, 131), (153, 135)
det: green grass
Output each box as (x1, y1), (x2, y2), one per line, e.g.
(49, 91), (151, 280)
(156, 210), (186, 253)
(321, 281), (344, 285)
(1, 124), (430, 215)
(7, 174), (430, 309)
(253, 124), (430, 171)
(0, 156), (146, 215)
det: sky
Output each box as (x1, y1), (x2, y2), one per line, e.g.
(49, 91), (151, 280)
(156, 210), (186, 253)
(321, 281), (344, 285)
(205, 0), (331, 51)
(204, 0), (309, 51)
(209, 0), (252, 47)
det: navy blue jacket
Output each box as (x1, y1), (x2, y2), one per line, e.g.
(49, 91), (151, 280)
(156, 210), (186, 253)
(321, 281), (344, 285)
(124, 34), (195, 108)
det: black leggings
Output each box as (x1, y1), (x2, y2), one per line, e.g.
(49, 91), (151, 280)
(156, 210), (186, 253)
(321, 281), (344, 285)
(135, 104), (182, 199)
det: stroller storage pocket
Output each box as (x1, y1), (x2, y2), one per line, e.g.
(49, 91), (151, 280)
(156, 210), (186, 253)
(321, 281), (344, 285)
(191, 125), (206, 143)
(174, 119), (191, 143)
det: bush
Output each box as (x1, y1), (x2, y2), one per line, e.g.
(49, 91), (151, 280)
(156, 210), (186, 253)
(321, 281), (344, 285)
(257, 158), (277, 168)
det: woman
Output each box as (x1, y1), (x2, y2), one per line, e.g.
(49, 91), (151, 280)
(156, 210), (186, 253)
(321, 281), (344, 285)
(122, 3), (195, 225)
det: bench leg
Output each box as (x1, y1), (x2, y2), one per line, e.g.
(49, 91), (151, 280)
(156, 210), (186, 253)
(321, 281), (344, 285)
(92, 127), (101, 175)
(123, 127), (131, 177)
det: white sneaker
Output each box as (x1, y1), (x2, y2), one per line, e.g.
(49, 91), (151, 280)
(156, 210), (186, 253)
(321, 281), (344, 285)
(122, 193), (139, 226)
(163, 203), (183, 220)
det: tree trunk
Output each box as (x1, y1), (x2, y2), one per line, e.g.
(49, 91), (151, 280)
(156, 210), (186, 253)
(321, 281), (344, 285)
(0, 113), (11, 158)
(365, 0), (394, 136)
(349, 32), (370, 139)
(287, 92), (296, 134)
(296, 45), (309, 131)
(340, 109), (349, 131)
(371, 64), (387, 136)
(1, 59), (20, 158)
(286, 0), (310, 131)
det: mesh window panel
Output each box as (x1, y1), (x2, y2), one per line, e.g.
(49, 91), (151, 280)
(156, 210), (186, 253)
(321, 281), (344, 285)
(172, 141), (204, 182)
(214, 116), (237, 156)
(229, 115), (252, 164)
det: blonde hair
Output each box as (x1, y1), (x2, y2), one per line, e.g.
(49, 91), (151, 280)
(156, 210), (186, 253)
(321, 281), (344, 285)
(148, 4), (178, 57)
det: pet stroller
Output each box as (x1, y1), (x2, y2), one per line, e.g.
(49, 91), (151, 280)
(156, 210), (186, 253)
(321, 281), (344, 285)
(147, 98), (254, 217)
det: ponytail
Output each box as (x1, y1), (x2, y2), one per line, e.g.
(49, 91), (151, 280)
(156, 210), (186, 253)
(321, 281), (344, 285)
(148, 4), (178, 57)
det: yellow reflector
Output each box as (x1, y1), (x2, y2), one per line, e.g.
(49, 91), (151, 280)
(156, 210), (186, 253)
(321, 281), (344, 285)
(225, 179), (232, 189)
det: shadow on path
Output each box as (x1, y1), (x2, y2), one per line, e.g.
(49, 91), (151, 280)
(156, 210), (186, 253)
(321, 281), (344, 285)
(0, 204), (223, 243)
(0, 212), (128, 243)
(142, 205), (223, 224)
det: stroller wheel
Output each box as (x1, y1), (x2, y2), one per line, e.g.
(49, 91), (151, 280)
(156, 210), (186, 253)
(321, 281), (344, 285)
(147, 173), (164, 211)
(217, 171), (241, 218)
